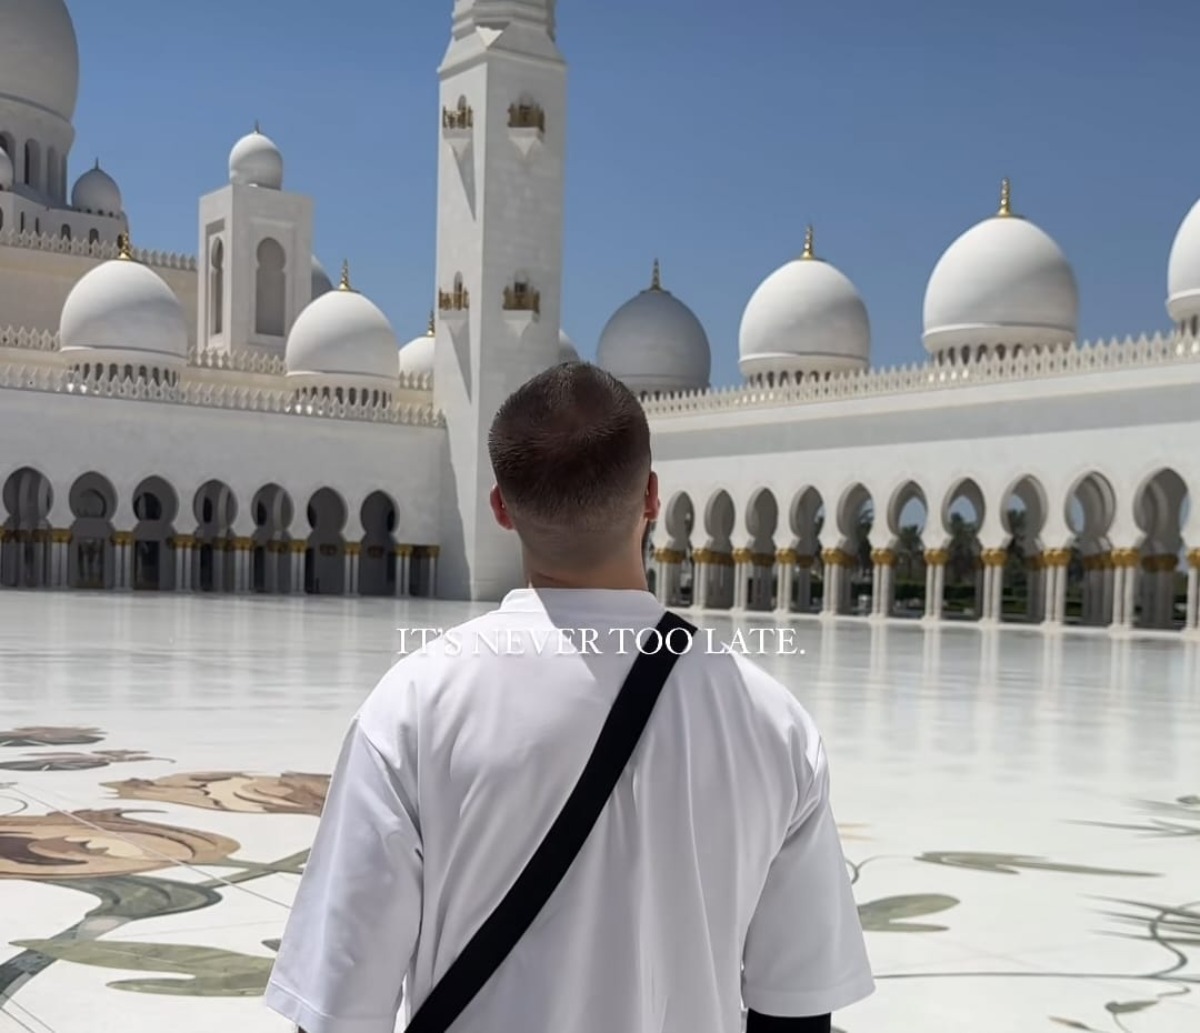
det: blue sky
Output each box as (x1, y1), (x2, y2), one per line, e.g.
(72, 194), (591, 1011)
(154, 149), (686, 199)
(68, 0), (1197, 387)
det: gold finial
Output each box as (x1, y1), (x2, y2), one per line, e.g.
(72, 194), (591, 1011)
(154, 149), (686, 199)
(427, 310), (435, 335)
(998, 177), (1012, 217)
(801, 224), (815, 260)
(117, 231), (133, 260)
(94, 157), (100, 170)
(650, 258), (662, 291)
(339, 259), (352, 291)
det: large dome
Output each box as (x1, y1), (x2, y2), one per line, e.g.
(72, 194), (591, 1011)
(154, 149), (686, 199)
(59, 237), (187, 365)
(739, 226), (870, 381)
(596, 261), (710, 394)
(1167, 197), (1200, 328)
(923, 180), (1078, 357)
(72, 161), (122, 217)
(286, 264), (399, 382)
(398, 314), (435, 379)
(229, 126), (284, 190)
(0, 0), (79, 122)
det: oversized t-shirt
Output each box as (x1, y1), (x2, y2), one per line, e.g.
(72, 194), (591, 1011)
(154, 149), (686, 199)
(264, 587), (874, 1033)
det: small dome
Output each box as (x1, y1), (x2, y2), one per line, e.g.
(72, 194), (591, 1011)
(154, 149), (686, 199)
(229, 125), (284, 189)
(596, 261), (711, 394)
(0, 147), (13, 191)
(399, 314), (436, 379)
(312, 256), (333, 299)
(71, 161), (122, 216)
(923, 179), (1077, 356)
(60, 236), (187, 365)
(559, 329), (580, 363)
(1167, 197), (1200, 327)
(287, 263), (399, 382)
(0, 0), (79, 123)
(739, 226), (870, 381)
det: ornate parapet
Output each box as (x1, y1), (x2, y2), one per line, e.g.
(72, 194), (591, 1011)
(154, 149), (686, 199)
(502, 280), (540, 334)
(0, 358), (444, 428)
(0, 326), (60, 353)
(188, 346), (287, 376)
(640, 330), (1200, 419)
(0, 227), (196, 270)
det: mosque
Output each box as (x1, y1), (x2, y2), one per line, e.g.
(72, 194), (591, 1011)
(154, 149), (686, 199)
(2, 0), (1200, 636)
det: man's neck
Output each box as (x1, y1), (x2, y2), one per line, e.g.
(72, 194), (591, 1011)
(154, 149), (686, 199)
(525, 562), (649, 593)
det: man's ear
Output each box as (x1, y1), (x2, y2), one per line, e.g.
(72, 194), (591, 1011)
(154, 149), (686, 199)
(490, 485), (515, 530)
(644, 470), (661, 522)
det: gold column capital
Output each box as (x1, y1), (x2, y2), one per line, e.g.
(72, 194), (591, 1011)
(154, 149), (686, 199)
(923, 548), (949, 567)
(1188, 548), (1200, 570)
(289, 539), (308, 554)
(775, 548), (798, 565)
(732, 548), (752, 564)
(395, 544), (414, 558)
(344, 542), (362, 557)
(111, 531), (134, 546)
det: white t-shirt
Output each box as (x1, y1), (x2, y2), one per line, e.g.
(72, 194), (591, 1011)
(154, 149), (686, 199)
(265, 588), (874, 1033)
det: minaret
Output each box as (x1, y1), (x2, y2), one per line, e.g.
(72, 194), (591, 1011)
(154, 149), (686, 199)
(434, 0), (566, 600)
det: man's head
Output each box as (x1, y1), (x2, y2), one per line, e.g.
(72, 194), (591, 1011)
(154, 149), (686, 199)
(488, 362), (658, 581)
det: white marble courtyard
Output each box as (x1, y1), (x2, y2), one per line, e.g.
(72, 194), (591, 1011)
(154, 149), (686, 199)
(0, 593), (1197, 1033)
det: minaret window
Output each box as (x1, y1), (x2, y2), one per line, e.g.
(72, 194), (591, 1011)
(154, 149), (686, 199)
(508, 101), (546, 132)
(439, 274), (470, 311)
(255, 237), (287, 337)
(88, 228), (99, 245)
(502, 279), (540, 313)
(443, 97), (474, 130)
(210, 238), (225, 337)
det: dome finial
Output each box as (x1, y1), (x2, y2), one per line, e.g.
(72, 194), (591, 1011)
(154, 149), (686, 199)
(254, 119), (261, 134)
(117, 231), (134, 261)
(339, 259), (353, 292)
(427, 310), (435, 335)
(801, 224), (816, 260)
(94, 157), (100, 170)
(998, 177), (1013, 217)
(650, 258), (662, 291)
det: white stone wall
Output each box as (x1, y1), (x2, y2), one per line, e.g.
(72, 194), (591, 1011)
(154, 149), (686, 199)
(0, 384), (445, 544)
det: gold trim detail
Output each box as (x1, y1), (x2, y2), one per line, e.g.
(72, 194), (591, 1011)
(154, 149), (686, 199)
(508, 101), (546, 131)
(442, 98), (473, 130)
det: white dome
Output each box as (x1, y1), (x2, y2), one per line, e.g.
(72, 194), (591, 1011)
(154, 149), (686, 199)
(312, 256), (333, 299)
(59, 240), (187, 365)
(739, 228), (870, 380)
(0, 0), (79, 122)
(558, 329), (580, 363)
(0, 147), (12, 191)
(71, 161), (122, 216)
(229, 127), (284, 189)
(399, 316), (435, 379)
(287, 268), (399, 382)
(596, 262), (711, 394)
(923, 181), (1077, 356)
(1167, 197), (1200, 325)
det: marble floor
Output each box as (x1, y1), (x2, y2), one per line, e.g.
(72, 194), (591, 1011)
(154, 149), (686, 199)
(0, 593), (1198, 1033)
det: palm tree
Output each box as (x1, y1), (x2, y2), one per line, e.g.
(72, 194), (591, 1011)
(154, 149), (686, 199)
(947, 512), (977, 584)
(896, 524), (924, 582)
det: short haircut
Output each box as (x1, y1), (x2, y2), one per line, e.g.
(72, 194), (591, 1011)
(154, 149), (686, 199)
(488, 362), (651, 569)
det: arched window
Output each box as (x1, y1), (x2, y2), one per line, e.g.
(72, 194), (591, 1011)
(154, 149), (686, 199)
(23, 140), (38, 188)
(255, 237), (286, 337)
(60, 224), (71, 240)
(46, 146), (58, 199)
(210, 238), (224, 336)
(88, 228), (99, 245)
(19, 212), (25, 233)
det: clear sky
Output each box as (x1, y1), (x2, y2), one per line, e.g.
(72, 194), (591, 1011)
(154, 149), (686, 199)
(67, 0), (1198, 387)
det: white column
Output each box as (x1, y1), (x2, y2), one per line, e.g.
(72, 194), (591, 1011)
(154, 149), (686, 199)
(882, 561), (895, 618)
(1122, 553), (1139, 627)
(1101, 560), (1115, 625)
(795, 562), (813, 612)
(291, 544), (306, 595)
(924, 556), (938, 618)
(693, 558), (708, 609)
(775, 553), (794, 615)
(1186, 561), (1199, 631)
(991, 558), (1005, 621)
(733, 553), (750, 610)
(932, 562), (946, 620)
(1055, 554), (1069, 623)
(345, 546), (360, 596)
(821, 553), (837, 615)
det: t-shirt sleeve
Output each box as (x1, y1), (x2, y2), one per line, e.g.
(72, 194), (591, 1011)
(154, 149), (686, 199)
(264, 716), (423, 1033)
(741, 730), (875, 1018)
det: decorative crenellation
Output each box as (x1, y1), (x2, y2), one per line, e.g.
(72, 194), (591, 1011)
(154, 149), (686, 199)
(439, 279), (470, 312)
(0, 360), (446, 428)
(0, 228), (197, 270)
(442, 98), (474, 130)
(0, 326), (60, 352)
(508, 101), (546, 132)
(502, 280), (540, 314)
(189, 346), (287, 375)
(641, 331), (1200, 418)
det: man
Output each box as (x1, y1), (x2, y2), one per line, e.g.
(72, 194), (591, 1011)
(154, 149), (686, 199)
(265, 363), (874, 1033)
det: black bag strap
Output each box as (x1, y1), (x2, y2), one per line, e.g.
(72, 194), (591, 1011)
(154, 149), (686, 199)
(405, 610), (697, 1033)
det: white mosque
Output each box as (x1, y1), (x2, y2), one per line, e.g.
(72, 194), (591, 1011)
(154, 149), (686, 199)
(2, 0), (1200, 636)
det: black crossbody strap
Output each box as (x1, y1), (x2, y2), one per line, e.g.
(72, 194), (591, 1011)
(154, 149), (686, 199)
(405, 610), (697, 1033)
